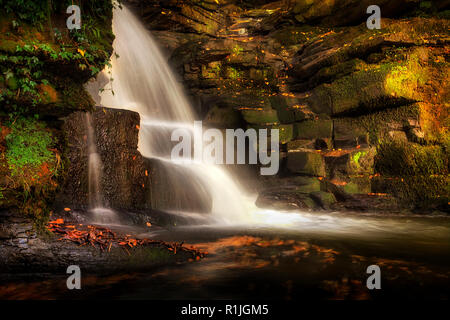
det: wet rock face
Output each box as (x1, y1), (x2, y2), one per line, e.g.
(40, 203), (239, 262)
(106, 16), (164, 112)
(129, 0), (449, 211)
(56, 107), (149, 211)
(56, 107), (212, 214)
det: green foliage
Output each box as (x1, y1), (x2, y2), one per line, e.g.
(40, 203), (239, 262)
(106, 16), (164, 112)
(0, 0), (48, 24)
(5, 117), (54, 176)
(0, 0), (119, 24)
(0, 24), (113, 115)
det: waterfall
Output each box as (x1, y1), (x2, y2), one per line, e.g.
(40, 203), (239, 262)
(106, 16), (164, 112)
(96, 6), (306, 226)
(85, 113), (117, 224)
(97, 5), (256, 224)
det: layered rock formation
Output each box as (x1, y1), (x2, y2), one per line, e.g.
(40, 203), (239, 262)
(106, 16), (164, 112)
(57, 106), (212, 215)
(56, 107), (150, 211)
(128, 0), (449, 212)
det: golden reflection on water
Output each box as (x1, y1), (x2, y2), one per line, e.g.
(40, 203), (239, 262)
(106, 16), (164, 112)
(1, 235), (448, 300)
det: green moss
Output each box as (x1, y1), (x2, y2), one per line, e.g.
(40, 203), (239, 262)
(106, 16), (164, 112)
(306, 47), (432, 116)
(352, 151), (367, 167)
(294, 119), (332, 140)
(294, 176), (321, 193)
(372, 175), (448, 209)
(241, 108), (279, 125)
(232, 44), (243, 56)
(273, 124), (294, 144)
(5, 117), (54, 176)
(270, 25), (328, 47)
(337, 104), (420, 145)
(270, 96), (307, 124)
(310, 191), (336, 208)
(227, 66), (243, 80)
(375, 140), (447, 176)
(309, 59), (366, 88)
(287, 151), (325, 176)
(343, 177), (371, 194)
(384, 48), (428, 99)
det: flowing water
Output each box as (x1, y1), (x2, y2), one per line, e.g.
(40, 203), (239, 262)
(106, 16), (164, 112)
(1, 212), (449, 299)
(98, 5), (271, 224)
(85, 113), (117, 224)
(2, 6), (444, 300)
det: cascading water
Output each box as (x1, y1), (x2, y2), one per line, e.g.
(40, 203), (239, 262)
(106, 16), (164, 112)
(98, 5), (257, 224)
(97, 5), (305, 226)
(85, 113), (117, 224)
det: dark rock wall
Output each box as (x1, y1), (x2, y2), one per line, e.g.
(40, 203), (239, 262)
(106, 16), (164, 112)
(56, 107), (150, 211)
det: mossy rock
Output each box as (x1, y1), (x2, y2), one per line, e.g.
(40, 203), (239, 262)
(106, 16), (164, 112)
(303, 46), (434, 116)
(293, 176), (321, 193)
(343, 176), (372, 195)
(270, 95), (308, 124)
(255, 189), (317, 210)
(204, 106), (243, 128)
(273, 124), (294, 144)
(372, 175), (449, 210)
(287, 139), (316, 151)
(333, 118), (369, 149)
(241, 108), (279, 125)
(375, 140), (448, 176)
(294, 119), (332, 140)
(310, 191), (337, 209)
(325, 148), (374, 179)
(334, 103), (420, 146)
(348, 148), (376, 175)
(287, 151), (325, 176)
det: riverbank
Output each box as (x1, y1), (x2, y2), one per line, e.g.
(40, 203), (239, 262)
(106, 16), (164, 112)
(0, 208), (205, 274)
(1, 211), (449, 299)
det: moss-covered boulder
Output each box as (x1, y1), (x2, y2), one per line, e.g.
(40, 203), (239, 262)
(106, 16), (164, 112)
(204, 106), (243, 128)
(295, 119), (332, 140)
(310, 191), (337, 209)
(287, 151), (326, 176)
(241, 108), (279, 125)
(293, 176), (322, 193)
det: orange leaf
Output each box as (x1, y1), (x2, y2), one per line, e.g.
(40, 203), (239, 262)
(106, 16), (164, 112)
(49, 218), (64, 224)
